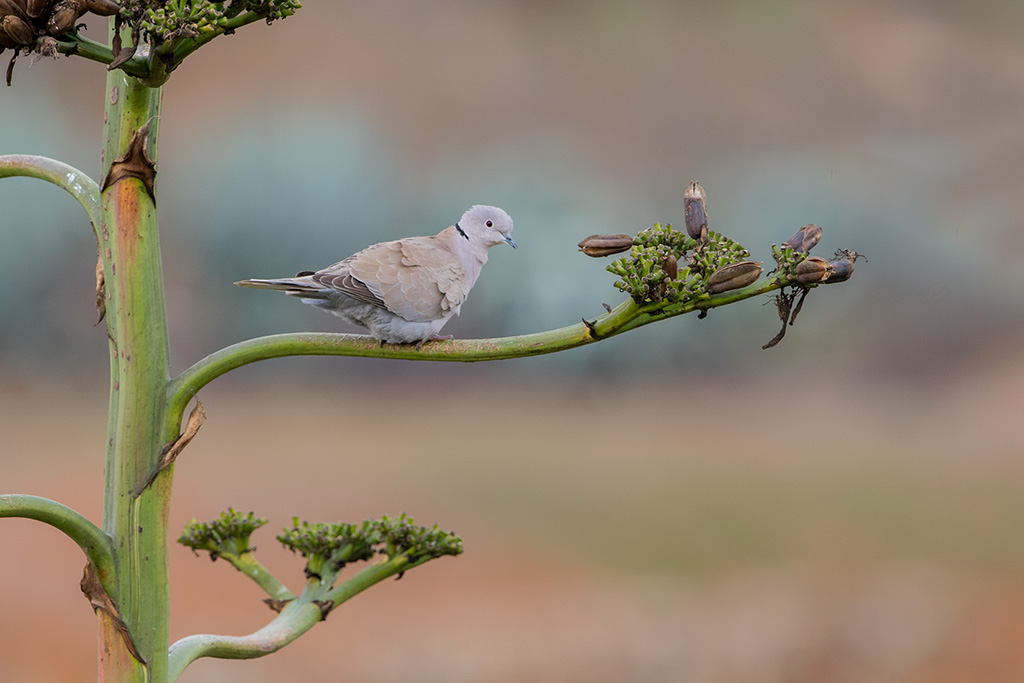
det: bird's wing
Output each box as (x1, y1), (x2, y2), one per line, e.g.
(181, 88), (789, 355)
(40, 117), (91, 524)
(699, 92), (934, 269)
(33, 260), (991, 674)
(312, 254), (389, 308)
(341, 235), (467, 323)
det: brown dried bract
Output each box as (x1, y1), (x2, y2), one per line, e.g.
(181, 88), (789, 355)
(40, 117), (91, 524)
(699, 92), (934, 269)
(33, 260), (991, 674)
(101, 120), (157, 201)
(80, 562), (146, 664)
(133, 400), (206, 496)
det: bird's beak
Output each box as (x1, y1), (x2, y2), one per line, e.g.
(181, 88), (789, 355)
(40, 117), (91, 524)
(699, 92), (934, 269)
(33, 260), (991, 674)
(505, 235), (518, 249)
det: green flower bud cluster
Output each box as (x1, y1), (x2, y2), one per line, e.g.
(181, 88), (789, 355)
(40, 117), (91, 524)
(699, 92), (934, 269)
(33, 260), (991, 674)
(276, 513), (462, 581)
(606, 223), (754, 303)
(178, 507), (267, 560)
(771, 240), (808, 281)
(123, 0), (299, 42)
(377, 513), (463, 562)
(277, 519), (379, 578)
(695, 230), (751, 276)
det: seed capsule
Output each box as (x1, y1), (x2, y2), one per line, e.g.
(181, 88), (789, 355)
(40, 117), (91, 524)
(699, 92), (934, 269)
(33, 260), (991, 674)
(0, 26), (16, 48)
(0, 0), (30, 21)
(26, 0), (50, 19)
(47, 0), (87, 36)
(577, 234), (634, 257)
(793, 256), (832, 285)
(706, 260), (763, 294)
(2, 14), (33, 45)
(823, 258), (854, 283)
(662, 253), (678, 279)
(84, 0), (117, 15)
(83, 0), (117, 15)
(783, 224), (823, 253)
(683, 181), (708, 241)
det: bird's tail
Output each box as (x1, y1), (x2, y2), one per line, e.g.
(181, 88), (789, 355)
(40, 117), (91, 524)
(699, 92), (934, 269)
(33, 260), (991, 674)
(234, 276), (328, 298)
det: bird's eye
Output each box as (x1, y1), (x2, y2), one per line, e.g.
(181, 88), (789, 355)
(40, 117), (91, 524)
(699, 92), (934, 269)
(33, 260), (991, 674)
(486, 220), (493, 227)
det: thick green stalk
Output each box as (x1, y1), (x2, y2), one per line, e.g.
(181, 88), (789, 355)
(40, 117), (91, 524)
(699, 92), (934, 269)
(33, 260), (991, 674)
(98, 36), (173, 682)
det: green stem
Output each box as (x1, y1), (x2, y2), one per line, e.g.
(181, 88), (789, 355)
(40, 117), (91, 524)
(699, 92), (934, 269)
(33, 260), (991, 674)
(167, 599), (322, 682)
(0, 494), (116, 592)
(221, 553), (296, 602)
(167, 554), (414, 682)
(166, 276), (785, 430)
(98, 30), (173, 681)
(0, 155), (101, 227)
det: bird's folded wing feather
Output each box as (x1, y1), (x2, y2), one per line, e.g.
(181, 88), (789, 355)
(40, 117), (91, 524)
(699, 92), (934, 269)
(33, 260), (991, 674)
(312, 255), (388, 308)
(342, 236), (468, 322)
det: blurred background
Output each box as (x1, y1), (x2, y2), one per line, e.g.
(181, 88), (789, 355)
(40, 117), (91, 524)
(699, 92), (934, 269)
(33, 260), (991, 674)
(2, 1), (1024, 681)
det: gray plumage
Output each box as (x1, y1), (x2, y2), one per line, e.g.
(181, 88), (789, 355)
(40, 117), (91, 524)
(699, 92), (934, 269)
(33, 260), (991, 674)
(235, 205), (516, 346)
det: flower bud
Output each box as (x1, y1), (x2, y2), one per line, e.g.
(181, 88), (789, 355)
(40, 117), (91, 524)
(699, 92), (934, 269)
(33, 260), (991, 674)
(577, 234), (633, 257)
(793, 256), (832, 285)
(823, 258), (854, 284)
(783, 224), (822, 253)
(706, 260), (762, 294)
(2, 14), (33, 45)
(683, 181), (708, 241)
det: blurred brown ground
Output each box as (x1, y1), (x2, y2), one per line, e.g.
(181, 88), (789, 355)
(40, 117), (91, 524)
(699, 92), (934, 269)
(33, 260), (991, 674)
(3, 344), (1024, 682)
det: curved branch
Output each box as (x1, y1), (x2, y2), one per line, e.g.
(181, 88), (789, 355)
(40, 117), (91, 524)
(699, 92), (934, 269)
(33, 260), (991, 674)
(167, 554), (416, 682)
(167, 599), (322, 681)
(0, 155), (102, 228)
(0, 494), (116, 591)
(166, 276), (786, 429)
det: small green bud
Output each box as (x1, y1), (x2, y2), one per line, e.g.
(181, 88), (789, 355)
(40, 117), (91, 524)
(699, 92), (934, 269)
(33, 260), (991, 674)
(578, 234), (634, 257)
(706, 260), (763, 294)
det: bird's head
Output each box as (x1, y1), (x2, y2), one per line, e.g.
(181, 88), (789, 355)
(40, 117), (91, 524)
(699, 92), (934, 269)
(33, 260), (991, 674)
(457, 205), (517, 250)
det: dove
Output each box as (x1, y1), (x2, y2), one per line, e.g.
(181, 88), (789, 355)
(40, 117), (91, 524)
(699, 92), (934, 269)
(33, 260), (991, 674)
(235, 205), (516, 347)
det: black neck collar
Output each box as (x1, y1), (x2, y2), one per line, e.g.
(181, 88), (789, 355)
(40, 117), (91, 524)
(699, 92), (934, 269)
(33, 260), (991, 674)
(455, 223), (469, 240)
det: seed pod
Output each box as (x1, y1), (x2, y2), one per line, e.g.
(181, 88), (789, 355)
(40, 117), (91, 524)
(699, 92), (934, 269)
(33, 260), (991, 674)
(783, 223), (823, 253)
(706, 260), (763, 294)
(47, 0), (86, 36)
(0, 0), (30, 21)
(793, 256), (832, 285)
(662, 253), (678, 280)
(823, 258), (854, 284)
(25, 0), (50, 19)
(84, 0), (118, 16)
(2, 14), (33, 45)
(577, 234), (634, 257)
(0, 28), (15, 49)
(683, 181), (708, 241)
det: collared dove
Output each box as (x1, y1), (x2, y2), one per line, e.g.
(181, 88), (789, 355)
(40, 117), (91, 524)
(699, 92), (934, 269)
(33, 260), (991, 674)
(235, 205), (516, 347)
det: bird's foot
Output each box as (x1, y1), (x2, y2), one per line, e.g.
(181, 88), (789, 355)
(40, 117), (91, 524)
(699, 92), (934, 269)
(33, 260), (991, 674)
(415, 334), (454, 350)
